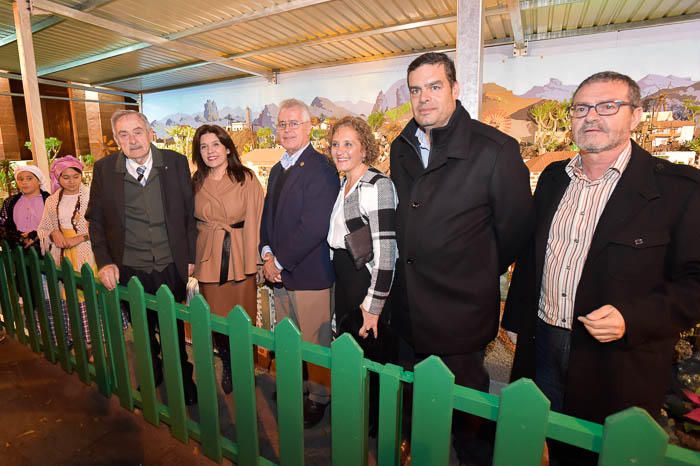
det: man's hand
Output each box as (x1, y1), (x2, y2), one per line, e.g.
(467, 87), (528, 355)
(578, 304), (626, 343)
(262, 254), (282, 283)
(50, 230), (68, 248)
(98, 264), (120, 290)
(358, 306), (379, 339)
(188, 263), (195, 277)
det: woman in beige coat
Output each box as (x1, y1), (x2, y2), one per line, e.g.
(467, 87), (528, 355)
(192, 124), (264, 394)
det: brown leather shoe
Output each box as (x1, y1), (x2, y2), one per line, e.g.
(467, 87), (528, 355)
(303, 398), (328, 428)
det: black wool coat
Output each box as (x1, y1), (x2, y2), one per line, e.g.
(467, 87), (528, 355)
(389, 103), (534, 355)
(503, 141), (700, 423)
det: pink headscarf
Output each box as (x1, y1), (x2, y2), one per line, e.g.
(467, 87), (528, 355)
(50, 155), (84, 193)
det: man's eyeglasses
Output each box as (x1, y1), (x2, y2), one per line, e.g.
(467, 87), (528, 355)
(569, 100), (637, 118)
(277, 120), (308, 130)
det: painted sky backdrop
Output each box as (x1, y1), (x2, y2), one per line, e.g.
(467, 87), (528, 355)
(143, 20), (700, 122)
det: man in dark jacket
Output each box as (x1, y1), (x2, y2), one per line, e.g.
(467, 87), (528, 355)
(259, 99), (339, 428)
(86, 110), (198, 405)
(389, 52), (534, 465)
(503, 71), (700, 465)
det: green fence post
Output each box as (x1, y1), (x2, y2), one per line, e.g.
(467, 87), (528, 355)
(377, 363), (403, 466)
(189, 294), (222, 462)
(14, 248), (40, 352)
(61, 258), (90, 383)
(0, 242), (16, 337)
(275, 318), (305, 466)
(410, 356), (454, 466)
(128, 277), (159, 425)
(155, 285), (188, 444)
(599, 407), (668, 466)
(229, 306), (260, 466)
(331, 334), (368, 466)
(27, 248), (55, 362)
(81, 264), (110, 396)
(104, 286), (133, 410)
(493, 378), (549, 466)
(44, 254), (70, 372)
(4, 246), (25, 343)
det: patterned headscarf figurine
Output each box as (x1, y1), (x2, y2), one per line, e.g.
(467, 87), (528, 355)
(50, 155), (84, 193)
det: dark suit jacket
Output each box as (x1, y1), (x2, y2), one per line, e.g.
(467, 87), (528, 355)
(503, 141), (700, 423)
(259, 144), (339, 290)
(389, 103), (534, 355)
(85, 145), (196, 282)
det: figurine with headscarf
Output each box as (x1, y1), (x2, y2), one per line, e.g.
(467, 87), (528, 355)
(0, 164), (51, 249)
(37, 155), (96, 347)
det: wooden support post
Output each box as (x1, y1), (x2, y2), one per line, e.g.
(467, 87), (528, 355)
(13, 0), (49, 178)
(456, 0), (484, 119)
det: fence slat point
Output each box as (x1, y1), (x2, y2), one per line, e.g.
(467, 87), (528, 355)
(493, 378), (549, 466)
(378, 363), (403, 466)
(104, 287), (133, 410)
(275, 318), (305, 466)
(14, 247), (40, 352)
(155, 285), (188, 444)
(128, 277), (159, 425)
(331, 334), (368, 466)
(229, 306), (260, 466)
(61, 258), (90, 383)
(4, 246), (25, 343)
(81, 264), (110, 396)
(44, 254), (71, 372)
(599, 407), (668, 466)
(0, 242), (17, 337)
(27, 248), (55, 362)
(410, 356), (454, 466)
(189, 294), (222, 462)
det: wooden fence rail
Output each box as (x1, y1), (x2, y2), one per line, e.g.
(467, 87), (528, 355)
(1, 242), (699, 466)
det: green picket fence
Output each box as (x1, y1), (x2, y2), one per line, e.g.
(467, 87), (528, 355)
(1, 241), (699, 466)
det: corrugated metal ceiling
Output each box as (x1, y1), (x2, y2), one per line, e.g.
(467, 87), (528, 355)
(0, 0), (697, 94)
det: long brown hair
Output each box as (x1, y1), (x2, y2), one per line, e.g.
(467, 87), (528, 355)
(191, 124), (253, 193)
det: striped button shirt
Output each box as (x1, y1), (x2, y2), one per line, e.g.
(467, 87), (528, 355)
(538, 143), (632, 329)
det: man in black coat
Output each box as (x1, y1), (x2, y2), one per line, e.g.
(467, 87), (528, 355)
(389, 52), (534, 465)
(503, 71), (700, 465)
(86, 110), (198, 405)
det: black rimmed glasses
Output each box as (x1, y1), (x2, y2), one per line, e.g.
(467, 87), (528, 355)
(277, 120), (308, 130)
(569, 100), (636, 118)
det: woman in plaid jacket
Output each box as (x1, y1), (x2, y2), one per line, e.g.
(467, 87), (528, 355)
(327, 116), (397, 436)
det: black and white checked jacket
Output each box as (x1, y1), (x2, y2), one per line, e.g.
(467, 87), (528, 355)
(338, 167), (398, 315)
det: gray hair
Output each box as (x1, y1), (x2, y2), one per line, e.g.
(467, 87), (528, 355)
(278, 98), (311, 122)
(573, 71), (642, 107)
(110, 110), (152, 137)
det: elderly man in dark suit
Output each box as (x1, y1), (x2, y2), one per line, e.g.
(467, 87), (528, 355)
(389, 52), (534, 465)
(503, 71), (700, 465)
(86, 110), (198, 405)
(260, 98), (339, 428)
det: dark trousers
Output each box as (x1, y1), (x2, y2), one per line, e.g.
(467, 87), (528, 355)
(120, 263), (194, 384)
(535, 318), (596, 466)
(333, 250), (395, 432)
(397, 337), (494, 465)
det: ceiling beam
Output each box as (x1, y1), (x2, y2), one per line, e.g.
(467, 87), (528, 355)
(506, 0), (527, 56)
(96, 15), (457, 86)
(32, 0), (332, 76)
(31, 0), (271, 78)
(0, 0), (115, 48)
(487, 12), (700, 45)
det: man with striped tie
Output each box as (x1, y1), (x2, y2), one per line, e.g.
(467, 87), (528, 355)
(86, 110), (198, 405)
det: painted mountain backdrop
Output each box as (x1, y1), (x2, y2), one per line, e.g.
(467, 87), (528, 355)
(149, 74), (699, 140)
